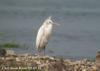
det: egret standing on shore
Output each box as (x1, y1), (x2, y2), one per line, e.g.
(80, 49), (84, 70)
(36, 16), (59, 56)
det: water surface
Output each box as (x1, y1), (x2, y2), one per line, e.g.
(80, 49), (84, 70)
(0, 0), (100, 58)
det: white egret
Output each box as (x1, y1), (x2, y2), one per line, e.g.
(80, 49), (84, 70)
(36, 16), (59, 56)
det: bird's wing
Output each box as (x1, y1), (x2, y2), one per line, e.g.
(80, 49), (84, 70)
(39, 25), (52, 48)
(36, 26), (43, 48)
(36, 26), (47, 49)
(36, 25), (52, 49)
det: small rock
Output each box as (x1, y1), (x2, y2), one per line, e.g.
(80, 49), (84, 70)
(92, 65), (98, 71)
(16, 57), (21, 62)
(6, 56), (15, 61)
(6, 49), (15, 55)
(0, 48), (6, 57)
(96, 51), (100, 70)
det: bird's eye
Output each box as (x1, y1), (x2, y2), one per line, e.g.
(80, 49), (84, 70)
(49, 21), (52, 23)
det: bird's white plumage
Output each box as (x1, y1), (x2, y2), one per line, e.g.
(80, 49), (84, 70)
(36, 16), (53, 55)
(36, 24), (52, 49)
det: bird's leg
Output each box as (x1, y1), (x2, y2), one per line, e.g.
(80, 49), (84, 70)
(43, 48), (45, 56)
(43, 46), (46, 56)
(37, 48), (45, 56)
(37, 49), (41, 56)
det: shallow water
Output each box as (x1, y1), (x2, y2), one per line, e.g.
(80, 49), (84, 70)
(0, 0), (100, 58)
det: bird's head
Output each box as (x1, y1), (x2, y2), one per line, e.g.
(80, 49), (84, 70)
(44, 16), (53, 25)
(43, 16), (60, 26)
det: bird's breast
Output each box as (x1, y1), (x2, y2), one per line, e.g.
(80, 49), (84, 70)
(45, 24), (53, 35)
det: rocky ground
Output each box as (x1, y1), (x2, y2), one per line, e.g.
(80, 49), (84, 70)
(0, 48), (99, 71)
(0, 54), (99, 71)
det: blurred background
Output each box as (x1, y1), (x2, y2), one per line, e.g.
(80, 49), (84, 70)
(0, 0), (100, 59)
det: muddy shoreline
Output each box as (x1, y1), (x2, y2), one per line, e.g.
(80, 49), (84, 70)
(0, 53), (99, 71)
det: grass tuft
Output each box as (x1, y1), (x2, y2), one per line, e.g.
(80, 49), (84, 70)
(0, 42), (20, 48)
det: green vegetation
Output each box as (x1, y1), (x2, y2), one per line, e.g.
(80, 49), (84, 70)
(0, 32), (5, 36)
(0, 42), (20, 48)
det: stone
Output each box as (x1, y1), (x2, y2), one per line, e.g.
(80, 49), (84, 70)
(0, 48), (6, 57)
(6, 49), (15, 56)
(96, 51), (100, 70)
